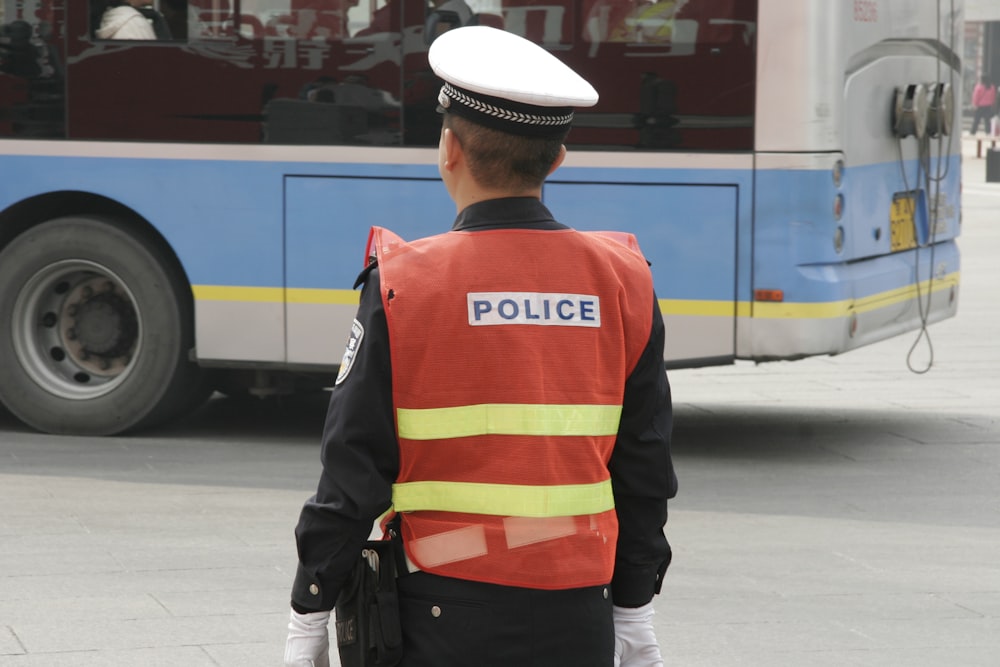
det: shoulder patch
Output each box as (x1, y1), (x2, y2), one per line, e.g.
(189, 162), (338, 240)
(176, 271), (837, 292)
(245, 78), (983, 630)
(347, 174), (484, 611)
(335, 319), (365, 385)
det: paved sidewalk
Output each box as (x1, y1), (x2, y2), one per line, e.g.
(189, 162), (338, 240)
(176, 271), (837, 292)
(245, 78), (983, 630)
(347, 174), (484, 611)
(658, 134), (1000, 666)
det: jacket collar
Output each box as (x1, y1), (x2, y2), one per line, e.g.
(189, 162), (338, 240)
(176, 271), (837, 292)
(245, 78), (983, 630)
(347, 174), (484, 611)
(452, 197), (568, 231)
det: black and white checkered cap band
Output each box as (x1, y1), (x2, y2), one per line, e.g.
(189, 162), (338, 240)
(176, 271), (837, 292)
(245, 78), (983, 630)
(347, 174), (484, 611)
(438, 83), (575, 138)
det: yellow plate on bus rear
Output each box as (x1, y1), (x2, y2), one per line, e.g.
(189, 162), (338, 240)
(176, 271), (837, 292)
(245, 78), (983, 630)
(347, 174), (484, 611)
(890, 194), (917, 252)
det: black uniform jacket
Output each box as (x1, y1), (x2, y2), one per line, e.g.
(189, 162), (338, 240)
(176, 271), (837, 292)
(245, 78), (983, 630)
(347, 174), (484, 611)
(291, 197), (677, 613)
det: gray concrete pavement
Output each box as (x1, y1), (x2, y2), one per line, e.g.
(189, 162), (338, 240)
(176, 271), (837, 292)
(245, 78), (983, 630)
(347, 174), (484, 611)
(659, 135), (1000, 666)
(1, 135), (998, 666)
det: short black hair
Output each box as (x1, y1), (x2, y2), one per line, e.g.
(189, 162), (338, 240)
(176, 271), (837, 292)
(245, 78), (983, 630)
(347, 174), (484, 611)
(443, 113), (568, 191)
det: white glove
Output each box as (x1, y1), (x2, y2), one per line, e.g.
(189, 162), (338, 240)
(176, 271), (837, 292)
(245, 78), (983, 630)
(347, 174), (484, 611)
(284, 608), (331, 667)
(613, 602), (663, 667)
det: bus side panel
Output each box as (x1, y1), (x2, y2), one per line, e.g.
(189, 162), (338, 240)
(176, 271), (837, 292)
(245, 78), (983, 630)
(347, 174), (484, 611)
(283, 174), (454, 366)
(543, 180), (739, 366)
(0, 151), (289, 364)
(112, 156), (289, 365)
(284, 173), (745, 369)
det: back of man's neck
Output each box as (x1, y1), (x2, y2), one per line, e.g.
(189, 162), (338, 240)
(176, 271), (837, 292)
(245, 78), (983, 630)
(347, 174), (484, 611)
(453, 186), (542, 213)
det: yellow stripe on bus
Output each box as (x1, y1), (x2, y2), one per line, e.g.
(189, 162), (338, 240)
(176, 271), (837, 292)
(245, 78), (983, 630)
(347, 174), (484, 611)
(392, 479), (615, 517)
(286, 288), (361, 305)
(659, 299), (746, 317)
(748, 272), (959, 320)
(192, 272), (957, 320)
(192, 285), (285, 302)
(396, 404), (623, 441)
(191, 285), (360, 305)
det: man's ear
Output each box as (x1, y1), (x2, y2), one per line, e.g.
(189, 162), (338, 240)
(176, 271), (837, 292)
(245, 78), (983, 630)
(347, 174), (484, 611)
(547, 145), (567, 176)
(443, 127), (463, 171)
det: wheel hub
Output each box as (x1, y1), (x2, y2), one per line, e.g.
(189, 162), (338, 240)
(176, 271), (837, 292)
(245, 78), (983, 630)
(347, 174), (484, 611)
(58, 277), (137, 377)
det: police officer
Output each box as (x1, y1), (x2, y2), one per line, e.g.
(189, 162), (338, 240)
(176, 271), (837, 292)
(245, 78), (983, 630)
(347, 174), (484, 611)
(284, 25), (677, 667)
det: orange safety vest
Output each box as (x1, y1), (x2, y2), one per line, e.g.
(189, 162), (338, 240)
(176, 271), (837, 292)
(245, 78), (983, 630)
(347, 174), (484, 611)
(367, 225), (654, 589)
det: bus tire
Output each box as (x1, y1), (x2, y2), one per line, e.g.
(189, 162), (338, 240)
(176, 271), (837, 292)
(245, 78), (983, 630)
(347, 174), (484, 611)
(0, 215), (207, 435)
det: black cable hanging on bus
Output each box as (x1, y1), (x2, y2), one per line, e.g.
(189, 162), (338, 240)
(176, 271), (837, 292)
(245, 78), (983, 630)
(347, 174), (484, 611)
(892, 0), (958, 375)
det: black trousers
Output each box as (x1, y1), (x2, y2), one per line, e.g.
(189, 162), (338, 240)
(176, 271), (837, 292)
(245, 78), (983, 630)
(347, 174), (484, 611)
(971, 105), (994, 134)
(396, 571), (614, 667)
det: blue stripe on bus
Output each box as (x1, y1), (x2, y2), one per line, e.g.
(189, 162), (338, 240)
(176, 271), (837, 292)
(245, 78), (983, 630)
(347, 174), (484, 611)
(1, 153), (958, 309)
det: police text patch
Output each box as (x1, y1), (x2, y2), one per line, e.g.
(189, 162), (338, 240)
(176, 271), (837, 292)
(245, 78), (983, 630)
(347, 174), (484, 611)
(335, 319), (364, 385)
(467, 292), (601, 327)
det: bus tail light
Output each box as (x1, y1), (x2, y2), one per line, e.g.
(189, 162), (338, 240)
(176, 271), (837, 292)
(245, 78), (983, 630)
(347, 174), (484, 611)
(832, 159), (844, 187)
(754, 289), (784, 302)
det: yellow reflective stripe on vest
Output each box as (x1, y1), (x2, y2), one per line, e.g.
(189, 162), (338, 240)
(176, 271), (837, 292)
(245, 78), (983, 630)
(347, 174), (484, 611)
(392, 479), (615, 518)
(396, 404), (622, 440)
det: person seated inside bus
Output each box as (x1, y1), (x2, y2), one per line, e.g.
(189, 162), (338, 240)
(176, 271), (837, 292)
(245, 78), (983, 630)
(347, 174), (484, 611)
(93, 0), (173, 40)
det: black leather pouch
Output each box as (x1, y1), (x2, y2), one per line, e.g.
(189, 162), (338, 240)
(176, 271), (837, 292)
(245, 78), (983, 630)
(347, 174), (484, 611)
(335, 538), (403, 667)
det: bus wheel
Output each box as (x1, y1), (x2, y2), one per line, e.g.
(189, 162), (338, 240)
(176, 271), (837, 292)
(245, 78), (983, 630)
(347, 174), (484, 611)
(0, 215), (206, 435)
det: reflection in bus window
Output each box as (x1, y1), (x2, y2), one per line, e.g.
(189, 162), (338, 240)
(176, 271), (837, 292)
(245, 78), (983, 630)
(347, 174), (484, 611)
(567, 0), (756, 150)
(584, 0), (683, 45)
(188, 0), (240, 39)
(0, 3), (64, 139)
(238, 0), (394, 41)
(1, 0), (754, 150)
(160, 0), (187, 39)
(90, 1), (177, 41)
(249, 1), (402, 146)
(410, 0), (755, 151)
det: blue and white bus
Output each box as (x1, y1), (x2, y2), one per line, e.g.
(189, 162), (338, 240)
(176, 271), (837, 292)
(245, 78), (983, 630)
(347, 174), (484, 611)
(0, 0), (963, 435)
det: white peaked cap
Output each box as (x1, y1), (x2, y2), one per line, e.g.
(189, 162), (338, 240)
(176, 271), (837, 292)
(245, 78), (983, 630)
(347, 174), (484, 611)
(428, 26), (599, 137)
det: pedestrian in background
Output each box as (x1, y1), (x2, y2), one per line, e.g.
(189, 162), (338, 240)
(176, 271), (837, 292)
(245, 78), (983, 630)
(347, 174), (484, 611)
(970, 73), (996, 135)
(284, 25), (677, 667)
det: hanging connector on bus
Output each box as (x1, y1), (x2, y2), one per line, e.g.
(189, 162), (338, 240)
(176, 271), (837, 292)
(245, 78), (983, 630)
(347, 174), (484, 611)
(892, 83), (929, 139)
(925, 82), (953, 138)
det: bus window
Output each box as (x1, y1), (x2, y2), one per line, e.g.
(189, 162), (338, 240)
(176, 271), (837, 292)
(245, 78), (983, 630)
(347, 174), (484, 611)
(0, 1), (65, 138)
(238, 0), (358, 41)
(188, 0), (237, 39)
(406, 0), (755, 151)
(253, 1), (405, 146)
(570, 0), (756, 151)
(502, 1), (573, 46)
(90, 1), (180, 41)
(160, 0), (186, 38)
